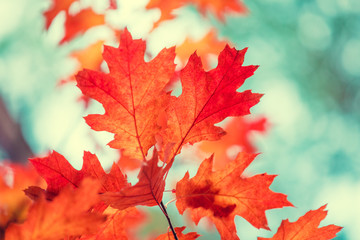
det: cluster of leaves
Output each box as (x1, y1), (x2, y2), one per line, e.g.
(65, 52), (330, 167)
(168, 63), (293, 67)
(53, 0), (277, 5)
(0, 0), (342, 239)
(45, 0), (238, 90)
(146, 0), (247, 28)
(1, 28), (342, 240)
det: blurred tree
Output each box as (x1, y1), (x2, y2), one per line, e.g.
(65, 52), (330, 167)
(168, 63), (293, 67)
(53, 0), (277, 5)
(0, 98), (33, 163)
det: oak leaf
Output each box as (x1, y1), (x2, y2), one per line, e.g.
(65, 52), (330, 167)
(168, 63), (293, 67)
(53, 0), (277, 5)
(76, 29), (176, 160)
(161, 46), (262, 161)
(101, 150), (170, 210)
(28, 151), (128, 197)
(175, 153), (293, 240)
(198, 116), (267, 169)
(156, 226), (200, 240)
(258, 205), (342, 240)
(5, 178), (106, 240)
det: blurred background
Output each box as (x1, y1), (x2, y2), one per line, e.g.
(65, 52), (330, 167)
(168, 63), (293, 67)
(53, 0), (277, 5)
(0, 0), (359, 239)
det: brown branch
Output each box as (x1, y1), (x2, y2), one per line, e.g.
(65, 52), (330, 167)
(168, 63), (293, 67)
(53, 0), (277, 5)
(0, 97), (33, 163)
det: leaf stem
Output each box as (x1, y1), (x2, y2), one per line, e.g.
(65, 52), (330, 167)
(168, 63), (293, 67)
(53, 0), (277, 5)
(160, 201), (178, 240)
(164, 189), (175, 192)
(164, 198), (177, 208)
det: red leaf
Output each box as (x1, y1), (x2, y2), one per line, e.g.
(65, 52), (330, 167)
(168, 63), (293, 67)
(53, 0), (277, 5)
(28, 151), (128, 196)
(76, 28), (176, 160)
(155, 226), (200, 240)
(258, 205), (342, 240)
(101, 150), (170, 210)
(176, 153), (293, 240)
(5, 178), (106, 240)
(60, 8), (105, 44)
(161, 46), (262, 161)
(29, 151), (82, 194)
(109, 0), (117, 9)
(82, 151), (129, 193)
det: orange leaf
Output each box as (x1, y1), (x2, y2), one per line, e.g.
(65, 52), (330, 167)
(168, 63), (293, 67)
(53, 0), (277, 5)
(258, 205), (342, 240)
(72, 40), (104, 72)
(58, 40), (104, 107)
(176, 30), (228, 69)
(161, 46), (262, 161)
(189, 0), (248, 21)
(176, 153), (293, 240)
(5, 178), (106, 240)
(76, 28), (176, 160)
(155, 226), (200, 240)
(101, 150), (170, 210)
(81, 151), (129, 193)
(146, 0), (247, 27)
(61, 8), (105, 44)
(28, 151), (128, 197)
(198, 116), (268, 169)
(0, 164), (45, 229)
(117, 149), (142, 171)
(43, 0), (77, 29)
(80, 207), (146, 240)
(146, 0), (185, 28)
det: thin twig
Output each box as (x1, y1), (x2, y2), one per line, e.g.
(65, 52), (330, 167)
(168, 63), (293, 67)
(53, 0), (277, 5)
(160, 201), (178, 240)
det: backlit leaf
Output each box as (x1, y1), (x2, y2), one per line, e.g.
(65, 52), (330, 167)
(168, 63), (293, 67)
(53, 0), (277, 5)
(258, 205), (342, 240)
(28, 151), (128, 197)
(102, 150), (170, 210)
(5, 179), (106, 240)
(176, 153), (293, 240)
(161, 46), (262, 161)
(76, 29), (176, 160)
